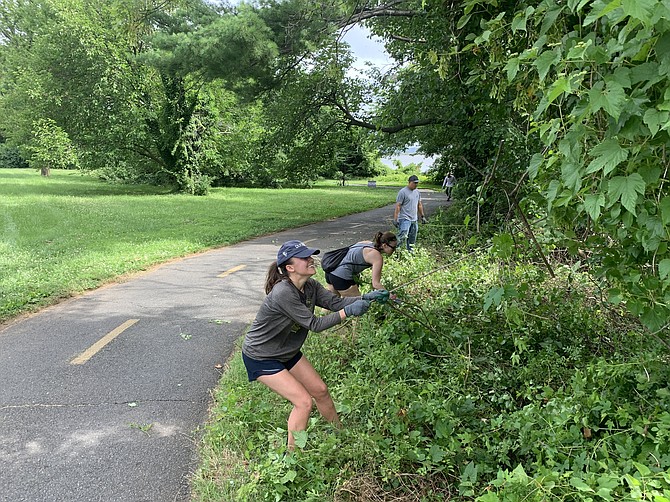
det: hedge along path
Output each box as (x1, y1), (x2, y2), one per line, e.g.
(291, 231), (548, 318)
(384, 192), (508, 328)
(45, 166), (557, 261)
(381, 251), (483, 359)
(387, 251), (479, 294)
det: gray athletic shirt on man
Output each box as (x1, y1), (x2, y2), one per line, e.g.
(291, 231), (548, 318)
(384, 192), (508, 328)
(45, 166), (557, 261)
(242, 278), (358, 362)
(396, 186), (421, 221)
(330, 243), (374, 281)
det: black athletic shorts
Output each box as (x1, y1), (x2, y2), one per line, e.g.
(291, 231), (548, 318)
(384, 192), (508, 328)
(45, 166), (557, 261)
(242, 351), (303, 382)
(325, 272), (355, 291)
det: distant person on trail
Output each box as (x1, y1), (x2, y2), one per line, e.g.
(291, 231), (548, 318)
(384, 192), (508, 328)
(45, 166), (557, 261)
(393, 175), (427, 251)
(442, 172), (456, 200)
(241, 240), (389, 450)
(325, 231), (398, 297)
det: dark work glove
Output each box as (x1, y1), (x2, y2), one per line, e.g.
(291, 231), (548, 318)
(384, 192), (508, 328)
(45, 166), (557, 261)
(362, 289), (390, 303)
(393, 219), (399, 228)
(421, 216), (428, 224)
(343, 299), (371, 317)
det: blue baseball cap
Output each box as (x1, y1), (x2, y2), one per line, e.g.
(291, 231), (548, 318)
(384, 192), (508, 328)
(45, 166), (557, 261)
(277, 240), (320, 267)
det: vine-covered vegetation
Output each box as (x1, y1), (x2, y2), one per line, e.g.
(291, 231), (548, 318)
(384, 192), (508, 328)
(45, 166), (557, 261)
(193, 212), (670, 501)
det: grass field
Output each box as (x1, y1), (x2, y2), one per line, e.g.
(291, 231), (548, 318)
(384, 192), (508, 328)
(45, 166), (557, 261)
(0, 168), (397, 323)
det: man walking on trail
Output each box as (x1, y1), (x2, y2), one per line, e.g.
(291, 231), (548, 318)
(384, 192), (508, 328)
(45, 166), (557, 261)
(442, 172), (456, 200)
(393, 174), (427, 251)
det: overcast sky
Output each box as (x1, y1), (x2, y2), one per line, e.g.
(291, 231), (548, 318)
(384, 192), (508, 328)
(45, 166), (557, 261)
(341, 26), (436, 171)
(340, 25), (392, 70)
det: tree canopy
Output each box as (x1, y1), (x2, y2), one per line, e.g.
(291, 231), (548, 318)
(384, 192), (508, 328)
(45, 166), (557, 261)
(2, 0), (670, 331)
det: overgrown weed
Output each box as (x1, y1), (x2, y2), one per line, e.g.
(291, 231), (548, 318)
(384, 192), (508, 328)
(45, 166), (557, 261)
(192, 215), (670, 501)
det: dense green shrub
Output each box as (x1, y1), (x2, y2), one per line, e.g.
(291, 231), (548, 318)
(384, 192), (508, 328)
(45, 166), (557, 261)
(194, 238), (670, 501)
(0, 143), (28, 168)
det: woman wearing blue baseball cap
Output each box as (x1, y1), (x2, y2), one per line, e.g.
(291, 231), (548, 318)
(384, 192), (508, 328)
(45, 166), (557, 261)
(242, 240), (388, 450)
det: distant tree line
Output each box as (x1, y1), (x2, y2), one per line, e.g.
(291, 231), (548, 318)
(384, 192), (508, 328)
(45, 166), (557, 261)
(0, 0), (384, 191)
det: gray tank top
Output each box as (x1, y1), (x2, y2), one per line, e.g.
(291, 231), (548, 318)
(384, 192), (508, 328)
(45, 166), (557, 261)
(330, 243), (375, 280)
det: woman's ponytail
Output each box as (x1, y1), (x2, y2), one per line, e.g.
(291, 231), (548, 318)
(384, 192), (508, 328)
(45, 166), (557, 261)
(373, 231), (398, 250)
(265, 261), (290, 294)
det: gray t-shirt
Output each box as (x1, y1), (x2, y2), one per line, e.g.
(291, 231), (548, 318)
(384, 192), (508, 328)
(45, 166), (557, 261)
(242, 278), (357, 361)
(396, 186), (421, 221)
(330, 243), (374, 280)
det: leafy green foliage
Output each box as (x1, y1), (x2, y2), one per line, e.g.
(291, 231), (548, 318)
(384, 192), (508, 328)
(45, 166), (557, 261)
(0, 141), (28, 169)
(444, 0), (670, 331)
(252, 42), (379, 186)
(0, 0), (343, 190)
(0, 0), (163, 179)
(26, 118), (79, 174)
(331, 0), (670, 333)
(193, 229), (670, 500)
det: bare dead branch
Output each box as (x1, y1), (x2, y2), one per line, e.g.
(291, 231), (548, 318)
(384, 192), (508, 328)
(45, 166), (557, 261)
(388, 34), (426, 43)
(461, 150), (556, 278)
(333, 100), (440, 132)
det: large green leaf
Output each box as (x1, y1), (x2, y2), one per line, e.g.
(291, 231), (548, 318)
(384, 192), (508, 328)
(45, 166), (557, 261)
(539, 5), (565, 36)
(546, 76), (571, 105)
(586, 139), (629, 175)
(630, 62), (661, 86)
(643, 108), (669, 136)
(570, 477), (595, 493)
(659, 197), (670, 225)
(601, 81), (627, 120)
(608, 173), (646, 215)
(584, 192), (605, 220)
(511, 7), (533, 33)
(584, 0), (623, 26)
(621, 0), (655, 23)
(561, 161), (583, 192)
(533, 49), (560, 82)
(609, 67), (632, 88)
(640, 305), (667, 331)
(589, 78), (628, 120)
(505, 57), (519, 81)
(659, 259), (670, 281)
(527, 153), (544, 180)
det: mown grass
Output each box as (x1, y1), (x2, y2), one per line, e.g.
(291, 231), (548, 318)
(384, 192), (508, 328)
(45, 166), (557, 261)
(0, 168), (396, 322)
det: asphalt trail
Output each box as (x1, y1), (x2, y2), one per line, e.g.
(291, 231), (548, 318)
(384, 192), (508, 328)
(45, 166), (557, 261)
(0, 188), (451, 501)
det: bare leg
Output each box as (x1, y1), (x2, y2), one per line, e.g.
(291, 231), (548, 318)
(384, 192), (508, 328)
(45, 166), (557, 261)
(289, 356), (341, 428)
(326, 283), (340, 296)
(257, 370), (314, 449)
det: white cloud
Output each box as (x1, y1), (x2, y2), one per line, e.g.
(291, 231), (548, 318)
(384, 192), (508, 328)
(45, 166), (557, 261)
(342, 27), (437, 171)
(341, 25), (392, 70)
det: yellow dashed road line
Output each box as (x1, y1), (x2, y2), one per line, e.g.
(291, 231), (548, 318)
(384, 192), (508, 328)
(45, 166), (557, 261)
(70, 319), (139, 365)
(217, 264), (247, 278)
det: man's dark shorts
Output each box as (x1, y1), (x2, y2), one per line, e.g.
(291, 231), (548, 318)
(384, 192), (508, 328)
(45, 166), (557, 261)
(325, 272), (355, 291)
(242, 351), (303, 382)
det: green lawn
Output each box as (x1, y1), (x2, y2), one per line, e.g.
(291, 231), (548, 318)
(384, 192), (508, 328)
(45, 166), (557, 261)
(0, 168), (396, 322)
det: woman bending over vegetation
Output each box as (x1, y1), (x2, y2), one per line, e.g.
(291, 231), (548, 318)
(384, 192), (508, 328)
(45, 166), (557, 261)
(241, 240), (388, 449)
(325, 231), (398, 297)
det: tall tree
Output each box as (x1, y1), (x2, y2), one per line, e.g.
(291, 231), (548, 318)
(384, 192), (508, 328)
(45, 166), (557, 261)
(340, 0), (670, 331)
(262, 1), (537, 216)
(0, 0), (166, 177)
(0, 0), (285, 191)
(135, 0), (280, 191)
